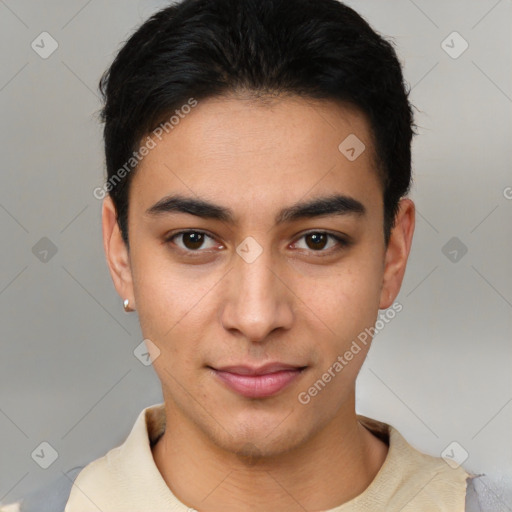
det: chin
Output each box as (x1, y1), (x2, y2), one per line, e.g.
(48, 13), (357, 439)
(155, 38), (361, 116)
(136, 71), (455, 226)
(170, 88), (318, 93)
(209, 412), (315, 461)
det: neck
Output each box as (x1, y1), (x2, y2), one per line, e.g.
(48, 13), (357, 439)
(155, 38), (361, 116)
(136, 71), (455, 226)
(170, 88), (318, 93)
(152, 397), (388, 512)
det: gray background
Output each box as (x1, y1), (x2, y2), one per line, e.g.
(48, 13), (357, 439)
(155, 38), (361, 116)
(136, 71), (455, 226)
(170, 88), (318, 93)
(1, 0), (511, 508)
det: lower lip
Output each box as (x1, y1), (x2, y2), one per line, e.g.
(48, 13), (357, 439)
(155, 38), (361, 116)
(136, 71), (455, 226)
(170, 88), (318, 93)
(212, 368), (305, 398)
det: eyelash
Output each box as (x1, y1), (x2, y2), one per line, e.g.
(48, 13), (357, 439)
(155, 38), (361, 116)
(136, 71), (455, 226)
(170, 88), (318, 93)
(164, 230), (350, 256)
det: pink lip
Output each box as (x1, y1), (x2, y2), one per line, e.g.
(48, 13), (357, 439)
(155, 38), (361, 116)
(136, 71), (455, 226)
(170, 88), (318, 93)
(211, 363), (306, 398)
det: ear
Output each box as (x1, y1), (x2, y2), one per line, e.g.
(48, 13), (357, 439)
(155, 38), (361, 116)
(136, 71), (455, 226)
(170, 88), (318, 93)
(379, 198), (415, 309)
(102, 195), (135, 309)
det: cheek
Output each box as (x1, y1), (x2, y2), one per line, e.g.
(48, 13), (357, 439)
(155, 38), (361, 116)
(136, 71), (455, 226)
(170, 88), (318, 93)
(291, 256), (384, 386)
(132, 245), (212, 323)
(130, 254), (215, 369)
(298, 257), (383, 328)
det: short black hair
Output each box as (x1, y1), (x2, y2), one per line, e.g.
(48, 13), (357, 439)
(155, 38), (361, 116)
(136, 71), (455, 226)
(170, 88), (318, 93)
(98, 0), (415, 248)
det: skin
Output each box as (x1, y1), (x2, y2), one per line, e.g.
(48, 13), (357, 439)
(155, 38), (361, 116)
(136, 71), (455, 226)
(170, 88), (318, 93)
(102, 94), (415, 511)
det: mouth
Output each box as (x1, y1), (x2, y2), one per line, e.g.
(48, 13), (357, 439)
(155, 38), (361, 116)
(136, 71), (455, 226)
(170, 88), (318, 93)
(208, 363), (308, 398)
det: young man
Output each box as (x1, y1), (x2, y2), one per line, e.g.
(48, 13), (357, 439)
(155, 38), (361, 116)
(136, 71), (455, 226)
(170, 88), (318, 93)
(61, 0), (481, 510)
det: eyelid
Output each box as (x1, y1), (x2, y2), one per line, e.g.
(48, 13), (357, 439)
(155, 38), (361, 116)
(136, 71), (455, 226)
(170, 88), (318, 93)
(165, 229), (222, 252)
(290, 230), (351, 253)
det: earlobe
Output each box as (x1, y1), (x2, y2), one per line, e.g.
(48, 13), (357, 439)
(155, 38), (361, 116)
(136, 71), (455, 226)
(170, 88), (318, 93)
(102, 196), (136, 309)
(379, 198), (415, 310)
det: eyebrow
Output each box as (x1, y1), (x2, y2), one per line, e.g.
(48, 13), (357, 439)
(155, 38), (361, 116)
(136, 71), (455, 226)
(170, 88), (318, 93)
(145, 193), (366, 225)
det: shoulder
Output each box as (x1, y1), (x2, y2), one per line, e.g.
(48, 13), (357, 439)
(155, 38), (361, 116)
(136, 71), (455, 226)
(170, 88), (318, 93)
(0, 466), (85, 512)
(464, 474), (503, 512)
(465, 477), (482, 511)
(64, 405), (161, 509)
(358, 415), (484, 511)
(62, 446), (125, 510)
(0, 448), (122, 512)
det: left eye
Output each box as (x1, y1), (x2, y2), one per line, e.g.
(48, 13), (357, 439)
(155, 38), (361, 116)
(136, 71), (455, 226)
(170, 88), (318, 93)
(293, 232), (346, 252)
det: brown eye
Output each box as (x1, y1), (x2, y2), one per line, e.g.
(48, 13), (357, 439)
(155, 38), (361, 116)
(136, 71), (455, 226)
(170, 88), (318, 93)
(292, 231), (349, 254)
(304, 232), (328, 250)
(167, 231), (218, 251)
(181, 232), (205, 250)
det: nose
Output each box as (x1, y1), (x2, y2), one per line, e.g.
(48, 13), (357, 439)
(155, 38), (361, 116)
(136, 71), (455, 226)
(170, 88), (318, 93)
(220, 241), (294, 343)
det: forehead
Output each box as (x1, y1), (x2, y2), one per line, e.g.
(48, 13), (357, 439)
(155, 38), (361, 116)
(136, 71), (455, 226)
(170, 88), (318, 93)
(129, 94), (382, 220)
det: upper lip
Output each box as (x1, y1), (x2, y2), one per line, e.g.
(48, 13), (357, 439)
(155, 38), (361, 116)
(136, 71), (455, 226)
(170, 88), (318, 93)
(212, 363), (306, 376)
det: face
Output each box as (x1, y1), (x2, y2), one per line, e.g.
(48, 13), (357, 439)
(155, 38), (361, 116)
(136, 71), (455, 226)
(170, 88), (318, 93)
(103, 94), (414, 458)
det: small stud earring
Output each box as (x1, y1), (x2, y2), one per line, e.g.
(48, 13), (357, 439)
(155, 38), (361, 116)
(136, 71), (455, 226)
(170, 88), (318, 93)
(123, 299), (134, 312)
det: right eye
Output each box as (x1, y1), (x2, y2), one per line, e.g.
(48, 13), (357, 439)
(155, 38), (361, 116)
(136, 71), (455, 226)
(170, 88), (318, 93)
(165, 230), (223, 252)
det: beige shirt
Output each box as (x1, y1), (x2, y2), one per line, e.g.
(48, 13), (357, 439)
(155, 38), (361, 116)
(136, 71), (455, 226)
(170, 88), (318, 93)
(65, 403), (472, 511)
